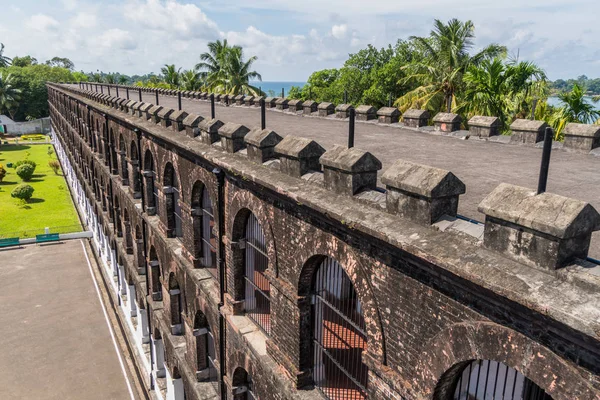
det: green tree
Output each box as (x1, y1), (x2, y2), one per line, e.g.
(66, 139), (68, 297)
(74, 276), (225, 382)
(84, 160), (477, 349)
(0, 43), (11, 68)
(72, 71), (89, 82)
(181, 69), (201, 91)
(196, 39), (240, 91)
(2, 64), (75, 120)
(104, 73), (116, 84)
(11, 183), (34, 203)
(12, 55), (38, 67)
(214, 47), (261, 95)
(0, 72), (22, 120)
(161, 64), (181, 88)
(16, 164), (35, 181)
(551, 84), (600, 139)
(397, 19), (506, 113)
(45, 57), (74, 70)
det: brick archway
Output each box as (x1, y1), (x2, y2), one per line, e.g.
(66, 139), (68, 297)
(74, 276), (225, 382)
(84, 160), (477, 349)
(415, 321), (597, 400)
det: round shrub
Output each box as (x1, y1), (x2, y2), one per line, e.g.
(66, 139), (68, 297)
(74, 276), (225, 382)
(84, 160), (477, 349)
(14, 159), (37, 172)
(0, 164), (6, 183)
(11, 184), (35, 202)
(16, 164), (35, 181)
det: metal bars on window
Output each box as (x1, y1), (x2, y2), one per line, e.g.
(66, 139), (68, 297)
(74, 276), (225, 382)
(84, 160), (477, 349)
(453, 360), (553, 400)
(173, 175), (183, 238)
(201, 189), (217, 279)
(244, 213), (271, 335)
(312, 257), (368, 400)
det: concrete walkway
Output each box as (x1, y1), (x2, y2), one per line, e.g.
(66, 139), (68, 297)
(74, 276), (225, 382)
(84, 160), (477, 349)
(92, 87), (600, 259)
(0, 240), (133, 400)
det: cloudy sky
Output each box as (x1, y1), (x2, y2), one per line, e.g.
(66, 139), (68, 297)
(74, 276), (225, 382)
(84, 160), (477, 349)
(1, 0), (598, 81)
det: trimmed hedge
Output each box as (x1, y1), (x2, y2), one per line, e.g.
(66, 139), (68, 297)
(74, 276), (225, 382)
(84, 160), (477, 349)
(16, 164), (35, 181)
(11, 184), (35, 202)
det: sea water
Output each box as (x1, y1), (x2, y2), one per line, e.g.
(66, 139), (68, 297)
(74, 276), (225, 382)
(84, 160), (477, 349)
(250, 81), (306, 97)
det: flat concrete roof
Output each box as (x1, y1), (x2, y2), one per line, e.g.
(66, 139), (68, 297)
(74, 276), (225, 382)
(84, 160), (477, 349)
(81, 86), (600, 259)
(0, 240), (132, 400)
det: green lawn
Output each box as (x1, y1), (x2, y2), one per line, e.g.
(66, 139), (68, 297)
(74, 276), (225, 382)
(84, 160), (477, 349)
(0, 144), (81, 238)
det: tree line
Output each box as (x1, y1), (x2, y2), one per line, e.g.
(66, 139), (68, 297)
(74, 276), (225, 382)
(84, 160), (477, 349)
(287, 19), (599, 139)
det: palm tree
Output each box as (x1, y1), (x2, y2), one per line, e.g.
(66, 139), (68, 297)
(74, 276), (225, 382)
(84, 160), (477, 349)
(551, 84), (600, 139)
(397, 19), (506, 113)
(459, 58), (547, 129)
(196, 39), (241, 91)
(161, 64), (181, 89)
(105, 73), (116, 84)
(0, 72), (22, 120)
(118, 75), (129, 84)
(0, 43), (11, 68)
(181, 70), (201, 91)
(214, 47), (262, 95)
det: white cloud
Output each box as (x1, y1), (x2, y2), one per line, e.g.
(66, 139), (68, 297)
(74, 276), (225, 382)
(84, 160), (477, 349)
(124, 0), (219, 40)
(61, 0), (77, 11)
(70, 12), (98, 29)
(98, 29), (137, 50)
(331, 24), (347, 39)
(26, 14), (59, 33)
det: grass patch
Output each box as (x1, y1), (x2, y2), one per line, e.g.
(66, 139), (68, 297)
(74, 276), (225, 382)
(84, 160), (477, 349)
(0, 144), (81, 238)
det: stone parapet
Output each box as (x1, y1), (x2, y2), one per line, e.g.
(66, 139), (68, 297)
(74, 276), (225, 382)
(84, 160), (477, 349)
(274, 136), (325, 177)
(335, 104), (354, 118)
(376, 107), (400, 124)
(564, 123), (600, 152)
(382, 160), (465, 225)
(318, 102), (335, 117)
(403, 109), (430, 128)
(468, 116), (500, 137)
(510, 119), (548, 144)
(320, 145), (382, 195)
(355, 105), (377, 121)
(218, 123), (250, 153)
(479, 183), (600, 270)
(198, 118), (224, 145)
(433, 112), (461, 133)
(244, 128), (283, 164)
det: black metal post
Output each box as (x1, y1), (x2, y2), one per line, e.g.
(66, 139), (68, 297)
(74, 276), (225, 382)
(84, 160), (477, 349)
(139, 88), (142, 102)
(537, 127), (553, 194)
(344, 90), (348, 104)
(100, 85), (103, 94)
(178, 92), (182, 111)
(108, 86), (111, 96)
(348, 108), (355, 148)
(260, 98), (266, 130)
(531, 99), (538, 120)
(388, 94), (392, 107)
(116, 86), (119, 97)
(126, 88), (129, 100)
(210, 94), (215, 119)
(281, 88), (284, 98)
(155, 89), (159, 105)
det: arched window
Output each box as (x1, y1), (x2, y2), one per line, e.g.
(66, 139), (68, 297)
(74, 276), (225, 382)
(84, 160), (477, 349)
(312, 257), (368, 400)
(149, 247), (162, 301)
(130, 141), (142, 198)
(109, 128), (118, 174)
(123, 208), (133, 254)
(452, 360), (552, 400)
(243, 213), (271, 335)
(168, 273), (183, 335)
(201, 188), (217, 278)
(119, 134), (129, 184)
(114, 196), (123, 237)
(135, 224), (145, 275)
(232, 367), (253, 400)
(143, 150), (158, 213)
(163, 163), (182, 238)
(192, 311), (218, 389)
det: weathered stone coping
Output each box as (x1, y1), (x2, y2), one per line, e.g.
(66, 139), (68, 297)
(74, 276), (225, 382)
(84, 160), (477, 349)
(49, 84), (600, 341)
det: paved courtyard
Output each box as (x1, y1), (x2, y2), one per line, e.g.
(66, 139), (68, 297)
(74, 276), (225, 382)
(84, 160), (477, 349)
(94, 87), (600, 259)
(0, 240), (133, 400)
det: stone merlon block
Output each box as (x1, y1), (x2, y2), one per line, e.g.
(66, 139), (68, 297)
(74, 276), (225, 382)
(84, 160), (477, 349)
(403, 109), (430, 128)
(125, 100), (137, 114)
(356, 105), (377, 121)
(318, 102), (335, 117)
(169, 110), (189, 132)
(320, 145), (382, 195)
(433, 112), (461, 133)
(478, 183), (600, 271)
(198, 118), (224, 145)
(182, 114), (204, 138)
(234, 94), (245, 105)
(376, 107), (401, 124)
(252, 96), (264, 107)
(335, 104), (354, 118)
(244, 96), (255, 106)
(275, 98), (289, 110)
(139, 103), (153, 119)
(303, 100), (318, 115)
(218, 123), (250, 153)
(275, 136), (326, 177)
(264, 97), (277, 108)
(510, 119), (548, 144)
(468, 116), (501, 137)
(288, 99), (304, 112)
(244, 128), (283, 164)
(563, 123), (600, 152)
(382, 160), (466, 225)
(148, 105), (163, 123)
(157, 108), (175, 128)
(116, 98), (128, 111)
